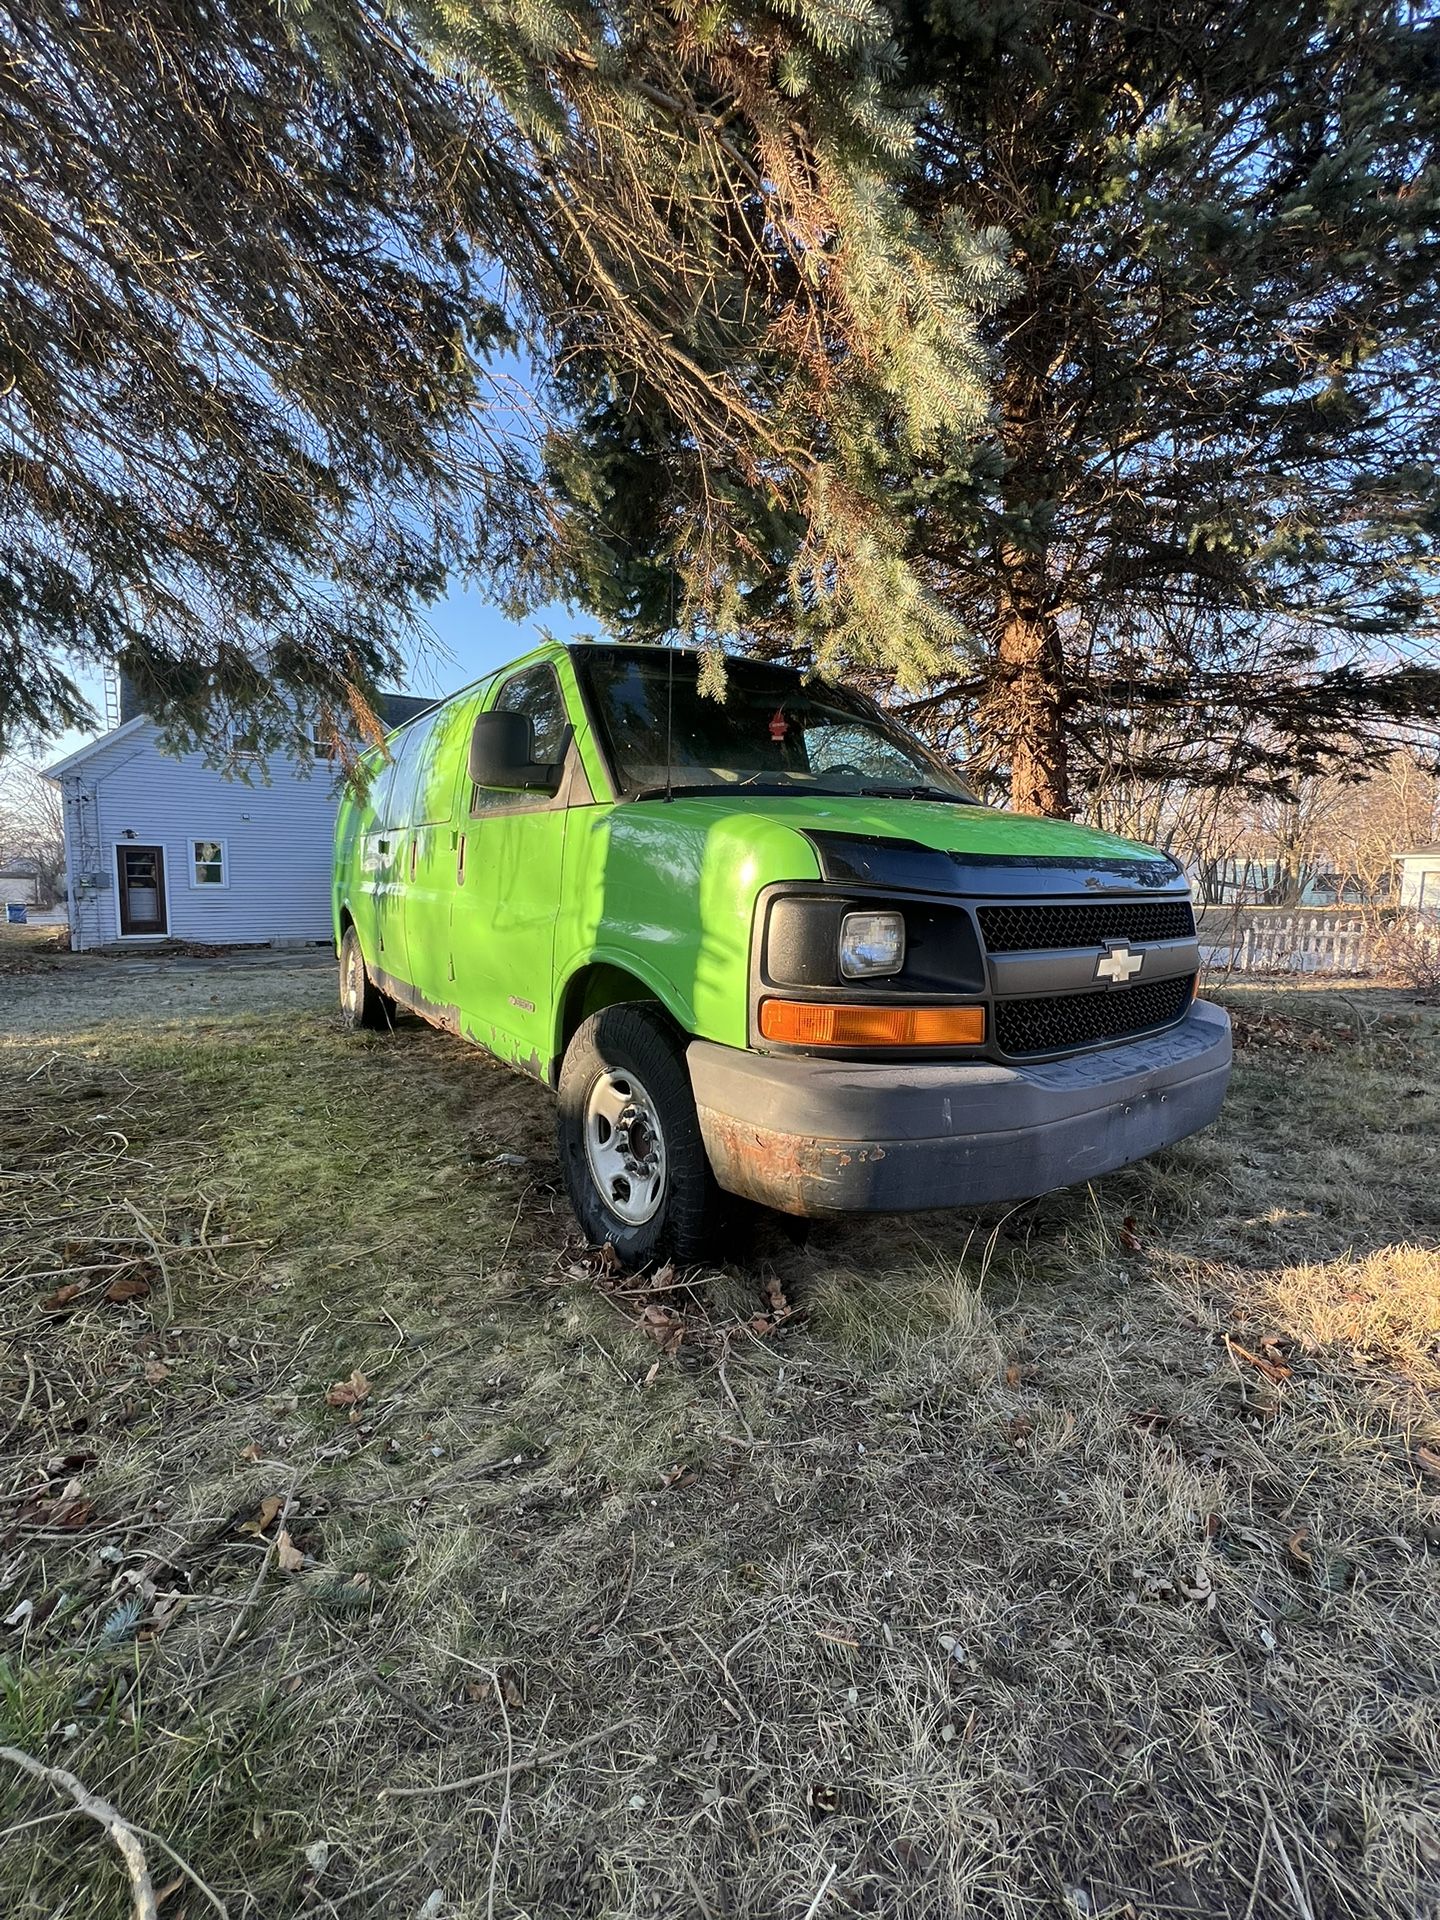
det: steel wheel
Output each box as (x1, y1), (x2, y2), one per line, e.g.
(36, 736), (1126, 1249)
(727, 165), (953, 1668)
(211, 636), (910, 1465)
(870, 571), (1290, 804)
(338, 924), (391, 1030)
(558, 1003), (722, 1263)
(583, 1066), (667, 1226)
(343, 938), (365, 1019)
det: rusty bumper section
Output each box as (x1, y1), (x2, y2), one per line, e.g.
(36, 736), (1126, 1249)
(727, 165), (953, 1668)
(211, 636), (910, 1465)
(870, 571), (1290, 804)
(688, 1000), (1232, 1216)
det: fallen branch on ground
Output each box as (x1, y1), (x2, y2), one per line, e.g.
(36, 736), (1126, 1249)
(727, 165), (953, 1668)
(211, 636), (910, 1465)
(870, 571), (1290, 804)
(0, 1745), (158, 1920)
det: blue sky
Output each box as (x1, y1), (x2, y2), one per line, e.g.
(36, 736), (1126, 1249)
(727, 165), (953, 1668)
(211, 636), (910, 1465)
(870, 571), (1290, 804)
(43, 580), (590, 765)
(403, 585), (588, 699)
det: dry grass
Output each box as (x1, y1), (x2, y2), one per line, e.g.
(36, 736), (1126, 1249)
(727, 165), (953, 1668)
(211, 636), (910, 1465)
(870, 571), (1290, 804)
(2, 951), (1438, 1920)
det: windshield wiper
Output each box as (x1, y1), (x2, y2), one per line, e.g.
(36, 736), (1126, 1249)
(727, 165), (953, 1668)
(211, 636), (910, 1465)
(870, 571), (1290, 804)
(856, 784), (975, 804)
(626, 781), (808, 801)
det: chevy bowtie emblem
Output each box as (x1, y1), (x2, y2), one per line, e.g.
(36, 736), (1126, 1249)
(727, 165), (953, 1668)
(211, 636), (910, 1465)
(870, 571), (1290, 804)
(1095, 942), (1144, 985)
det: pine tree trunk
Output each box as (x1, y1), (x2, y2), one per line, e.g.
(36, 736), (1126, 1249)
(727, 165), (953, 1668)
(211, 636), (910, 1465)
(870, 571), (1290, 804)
(997, 601), (1071, 817)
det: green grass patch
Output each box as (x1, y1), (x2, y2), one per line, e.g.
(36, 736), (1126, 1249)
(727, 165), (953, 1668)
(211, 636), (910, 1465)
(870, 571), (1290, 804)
(2, 964), (1438, 1917)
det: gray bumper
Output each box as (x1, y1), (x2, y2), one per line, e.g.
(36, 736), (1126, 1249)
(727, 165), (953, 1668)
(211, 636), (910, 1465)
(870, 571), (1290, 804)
(688, 999), (1232, 1216)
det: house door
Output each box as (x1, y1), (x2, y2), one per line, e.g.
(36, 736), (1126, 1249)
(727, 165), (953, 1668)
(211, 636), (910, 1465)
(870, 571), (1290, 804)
(117, 846), (167, 935)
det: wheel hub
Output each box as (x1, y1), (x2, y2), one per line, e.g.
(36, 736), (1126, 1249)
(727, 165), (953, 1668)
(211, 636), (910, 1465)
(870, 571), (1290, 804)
(583, 1069), (667, 1226)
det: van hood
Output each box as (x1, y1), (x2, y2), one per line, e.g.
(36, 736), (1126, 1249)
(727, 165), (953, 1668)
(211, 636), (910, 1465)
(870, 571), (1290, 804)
(637, 794), (1188, 898)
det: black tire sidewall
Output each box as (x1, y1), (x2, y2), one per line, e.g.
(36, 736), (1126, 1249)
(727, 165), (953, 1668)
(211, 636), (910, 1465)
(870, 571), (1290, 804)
(557, 1004), (718, 1265)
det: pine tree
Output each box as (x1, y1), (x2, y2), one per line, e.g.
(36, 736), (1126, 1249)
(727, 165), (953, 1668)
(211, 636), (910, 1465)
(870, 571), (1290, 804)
(459, 0), (1013, 691)
(548, 0), (1440, 813)
(1, 0), (1002, 750)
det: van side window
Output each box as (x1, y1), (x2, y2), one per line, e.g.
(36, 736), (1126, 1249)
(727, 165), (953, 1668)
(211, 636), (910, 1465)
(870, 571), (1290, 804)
(471, 663), (569, 814)
(382, 716), (434, 828)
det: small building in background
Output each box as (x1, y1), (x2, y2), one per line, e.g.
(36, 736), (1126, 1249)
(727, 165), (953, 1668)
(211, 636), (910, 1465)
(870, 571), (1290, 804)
(44, 683), (433, 951)
(0, 863), (44, 910)
(1396, 844), (1440, 914)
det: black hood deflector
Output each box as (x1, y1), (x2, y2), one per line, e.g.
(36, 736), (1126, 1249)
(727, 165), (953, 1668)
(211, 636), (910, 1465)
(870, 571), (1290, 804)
(801, 831), (1187, 898)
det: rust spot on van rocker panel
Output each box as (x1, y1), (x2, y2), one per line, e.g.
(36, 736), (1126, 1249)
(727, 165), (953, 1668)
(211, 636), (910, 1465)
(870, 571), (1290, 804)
(371, 967), (550, 1081)
(697, 1110), (887, 1217)
(373, 966), (461, 1036)
(459, 1020), (549, 1086)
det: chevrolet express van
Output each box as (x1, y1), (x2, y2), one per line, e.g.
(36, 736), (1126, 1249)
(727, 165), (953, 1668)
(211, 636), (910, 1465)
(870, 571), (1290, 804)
(333, 643), (1230, 1261)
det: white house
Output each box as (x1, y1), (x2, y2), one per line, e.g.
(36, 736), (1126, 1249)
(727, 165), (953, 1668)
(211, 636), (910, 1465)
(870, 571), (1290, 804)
(44, 686), (432, 950)
(1396, 844), (1440, 914)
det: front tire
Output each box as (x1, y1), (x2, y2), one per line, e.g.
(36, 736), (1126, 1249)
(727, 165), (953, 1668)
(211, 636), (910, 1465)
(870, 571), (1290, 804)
(338, 924), (391, 1031)
(557, 1004), (721, 1266)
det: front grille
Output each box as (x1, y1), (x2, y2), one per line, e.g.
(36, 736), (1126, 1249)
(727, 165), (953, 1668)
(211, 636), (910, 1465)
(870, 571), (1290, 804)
(977, 900), (1196, 953)
(994, 974), (1195, 1057)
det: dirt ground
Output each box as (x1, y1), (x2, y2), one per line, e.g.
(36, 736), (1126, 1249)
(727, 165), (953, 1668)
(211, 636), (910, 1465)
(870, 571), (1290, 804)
(2, 929), (1438, 1920)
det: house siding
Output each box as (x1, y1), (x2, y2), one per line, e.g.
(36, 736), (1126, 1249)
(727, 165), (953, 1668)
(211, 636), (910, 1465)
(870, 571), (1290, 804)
(54, 722), (343, 949)
(1398, 855), (1440, 912)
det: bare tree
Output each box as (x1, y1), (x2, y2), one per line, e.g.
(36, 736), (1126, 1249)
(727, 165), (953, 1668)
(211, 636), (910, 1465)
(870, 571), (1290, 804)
(0, 759), (65, 906)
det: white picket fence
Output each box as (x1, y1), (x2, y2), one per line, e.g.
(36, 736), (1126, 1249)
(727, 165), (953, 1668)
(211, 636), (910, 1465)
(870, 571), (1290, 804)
(1198, 913), (1374, 976)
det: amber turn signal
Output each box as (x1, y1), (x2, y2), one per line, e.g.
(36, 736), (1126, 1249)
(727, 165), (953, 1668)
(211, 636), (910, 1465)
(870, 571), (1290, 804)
(758, 999), (985, 1048)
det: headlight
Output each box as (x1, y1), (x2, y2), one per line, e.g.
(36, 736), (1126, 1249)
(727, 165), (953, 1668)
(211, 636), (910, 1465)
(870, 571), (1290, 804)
(838, 910), (905, 980)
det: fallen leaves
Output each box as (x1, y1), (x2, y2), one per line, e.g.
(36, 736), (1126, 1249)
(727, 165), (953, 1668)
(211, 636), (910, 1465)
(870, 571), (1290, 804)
(234, 1493), (308, 1572)
(39, 1271), (155, 1312)
(103, 1277), (151, 1305)
(1118, 1216), (1144, 1253)
(639, 1305), (685, 1359)
(47, 1496), (97, 1532)
(275, 1530), (305, 1574)
(1135, 1562), (1218, 1611)
(325, 1369), (371, 1411)
(749, 1271), (796, 1338)
(1230, 1008), (1344, 1053)
(559, 1245), (803, 1366)
(240, 1495), (285, 1537)
(462, 1671), (523, 1711)
(1415, 1444), (1440, 1483)
(1225, 1334), (1292, 1385)
(8, 1458), (101, 1536)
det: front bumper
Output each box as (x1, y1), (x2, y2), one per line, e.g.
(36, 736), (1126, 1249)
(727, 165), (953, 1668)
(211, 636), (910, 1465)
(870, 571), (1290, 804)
(688, 999), (1232, 1216)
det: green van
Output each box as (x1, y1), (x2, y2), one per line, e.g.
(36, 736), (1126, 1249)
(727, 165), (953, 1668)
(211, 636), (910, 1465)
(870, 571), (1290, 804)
(332, 642), (1230, 1261)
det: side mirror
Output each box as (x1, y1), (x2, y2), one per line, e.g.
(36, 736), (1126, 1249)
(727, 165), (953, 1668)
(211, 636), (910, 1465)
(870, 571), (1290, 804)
(468, 710), (568, 792)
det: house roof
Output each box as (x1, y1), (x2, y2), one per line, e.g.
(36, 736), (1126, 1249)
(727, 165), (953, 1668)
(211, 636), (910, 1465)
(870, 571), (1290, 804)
(1395, 843), (1440, 860)
(42, 692), (439, 781)
(375, 692), (437, 729)
(43, 716), (148, 780)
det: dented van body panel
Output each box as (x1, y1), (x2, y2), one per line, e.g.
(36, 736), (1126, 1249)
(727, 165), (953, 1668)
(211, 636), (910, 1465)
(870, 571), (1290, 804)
(332, 641), (1231, 1218)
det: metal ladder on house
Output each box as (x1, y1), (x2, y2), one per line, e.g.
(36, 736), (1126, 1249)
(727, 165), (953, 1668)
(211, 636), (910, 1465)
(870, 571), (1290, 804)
(64, 772), (105, 946)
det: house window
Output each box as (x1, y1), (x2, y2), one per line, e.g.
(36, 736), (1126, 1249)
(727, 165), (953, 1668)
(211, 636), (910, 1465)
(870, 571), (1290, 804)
(191, 839), (228, 888)
(1421, 869), (1440, 912)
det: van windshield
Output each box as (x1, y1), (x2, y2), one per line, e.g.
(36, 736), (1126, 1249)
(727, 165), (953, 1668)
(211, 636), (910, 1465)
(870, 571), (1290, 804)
(573, 648), (975, 803)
